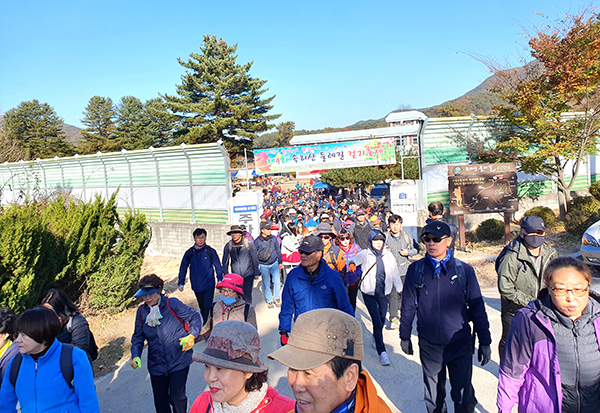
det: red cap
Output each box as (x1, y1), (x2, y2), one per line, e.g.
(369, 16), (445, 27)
(216, 273), (244, 295)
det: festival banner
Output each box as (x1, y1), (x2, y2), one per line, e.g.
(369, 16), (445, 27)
(253, 138), (396, 174)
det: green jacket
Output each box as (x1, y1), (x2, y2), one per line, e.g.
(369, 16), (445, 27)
(497, 236), (557, 310)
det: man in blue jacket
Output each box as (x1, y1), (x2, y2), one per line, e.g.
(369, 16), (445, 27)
(278, 235), (354, 346)
(178, 228), (223, 324)
(254, 221), (284, 308)
(400, 221), (491, 413)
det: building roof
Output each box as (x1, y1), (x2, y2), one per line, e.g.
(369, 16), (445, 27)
(384, 110), (428, 123)
(289, 125), (420, 146)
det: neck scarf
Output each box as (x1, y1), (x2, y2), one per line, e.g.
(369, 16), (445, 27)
(212, 383), (268, 413)
(427, 249), (452, 279)
(147, 303), (163, 327)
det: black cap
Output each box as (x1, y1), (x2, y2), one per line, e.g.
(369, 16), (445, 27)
(298, 235), (324, 253)
(421, 221), (451, 238)
(521, 216), (545, 233)
(260, 221), (273, 230)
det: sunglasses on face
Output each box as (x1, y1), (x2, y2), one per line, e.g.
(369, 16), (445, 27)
(421, 235), (449, 243)
(299, 250), (316, 255)
(339, 236), (350, 241)
(319, 235), (331, 240)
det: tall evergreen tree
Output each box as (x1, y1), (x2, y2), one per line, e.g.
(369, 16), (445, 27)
(275, 121), (295, 147)
(114, 96), (153, 150)
(1, 100), (74, 160)
(145, 97), (177, 147)
(163, 34), (280, 154)
(80, 96), (117, 154)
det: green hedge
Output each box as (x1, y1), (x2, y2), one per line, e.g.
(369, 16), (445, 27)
(0, 193), (150, 312)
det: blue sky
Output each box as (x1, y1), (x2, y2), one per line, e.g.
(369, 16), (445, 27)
(0, 0), (585, 132)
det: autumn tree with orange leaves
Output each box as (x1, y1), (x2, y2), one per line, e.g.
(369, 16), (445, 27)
(457, 9), (600, 217)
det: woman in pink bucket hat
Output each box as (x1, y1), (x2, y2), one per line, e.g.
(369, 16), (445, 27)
(197, 274), (257, 341)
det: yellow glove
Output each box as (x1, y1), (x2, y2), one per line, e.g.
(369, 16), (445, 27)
(130, 356), (141, 369)
(179, 334), (195, 352)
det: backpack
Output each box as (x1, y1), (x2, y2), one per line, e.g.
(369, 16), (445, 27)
(138, 297), (191, 334)
(10, 343), (75, 389)
(414, 258), (470, 319)
(494, 244), (523, 276)
(65, 316), (98, 361)
(256, 238), (273, 262)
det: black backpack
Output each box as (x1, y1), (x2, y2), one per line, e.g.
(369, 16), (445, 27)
(9, 343), (75, 389)
(65, 317), (98, 361)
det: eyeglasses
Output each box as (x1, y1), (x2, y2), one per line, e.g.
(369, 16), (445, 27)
(548, 285), (589, 297)
(421, 235), (448, 243)
(299, 250), (316, 255)
(319, 235), (331, 240)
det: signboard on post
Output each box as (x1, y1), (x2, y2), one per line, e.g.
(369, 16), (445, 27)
(448, 163), (519, 246)
(448, 163), (518, 215)
(253, 138), (396, 174)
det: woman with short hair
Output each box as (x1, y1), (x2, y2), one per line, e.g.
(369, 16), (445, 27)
(335, 228), (362, 311)
(0, 306), (100, 413)
(190, 320), (295, 413)
(498, 256), (600, 412)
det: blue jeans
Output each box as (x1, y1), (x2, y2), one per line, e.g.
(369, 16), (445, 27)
(260, 262), (281, 303)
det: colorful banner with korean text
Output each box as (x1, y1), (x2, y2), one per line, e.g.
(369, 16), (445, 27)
(253, 138), (396, 174)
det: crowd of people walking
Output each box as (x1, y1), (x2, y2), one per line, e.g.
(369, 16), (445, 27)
(1, 181), (598, 413)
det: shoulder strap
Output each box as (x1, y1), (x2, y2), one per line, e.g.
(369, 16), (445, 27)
(243, 237), (249, 250)
(402, 231), (410, 246)
(8, 353), (23, 388)
(454, 259), (467, 298)
(138, 304), (145, 324)
(358, 253), (385, 288)
(166, 297), (189, 333)
(60, 343), (75, 389)
(244, 302), (250, 322)
(228, 240), (233, 253)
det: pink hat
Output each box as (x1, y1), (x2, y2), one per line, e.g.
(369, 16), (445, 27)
(216, 273), (244, 295)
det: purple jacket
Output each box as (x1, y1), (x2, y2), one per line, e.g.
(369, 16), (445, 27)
(497, 292), (600, 412)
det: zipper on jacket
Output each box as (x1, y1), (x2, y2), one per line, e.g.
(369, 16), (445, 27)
(573, 327), (581, 413)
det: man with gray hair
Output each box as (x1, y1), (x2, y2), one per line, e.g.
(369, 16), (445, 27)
(269, 308), (393, 413)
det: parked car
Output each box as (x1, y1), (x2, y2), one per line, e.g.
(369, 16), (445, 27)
(581, 219), (600, 266)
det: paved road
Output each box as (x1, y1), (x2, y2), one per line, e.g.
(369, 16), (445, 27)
(96, 279), (506, 413)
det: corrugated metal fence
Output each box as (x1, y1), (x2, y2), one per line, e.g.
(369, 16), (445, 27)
(0, 143), (231, 224)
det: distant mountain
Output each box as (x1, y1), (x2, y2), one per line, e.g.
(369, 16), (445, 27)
(61, 123), (81, 144)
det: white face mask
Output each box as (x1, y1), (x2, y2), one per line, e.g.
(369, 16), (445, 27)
(271, 230), (279, 237)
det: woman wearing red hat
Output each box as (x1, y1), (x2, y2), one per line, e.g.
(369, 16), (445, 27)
(198, 274), (257, 341)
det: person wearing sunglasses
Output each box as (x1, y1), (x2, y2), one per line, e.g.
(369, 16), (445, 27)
(278, 235), (354, 347)
(497, 216), (557, 358)
(498, 256), (600, 413)
(335, 229), (363, 311)
(315, 222), (347, 285)
(400, 221), (491, 413)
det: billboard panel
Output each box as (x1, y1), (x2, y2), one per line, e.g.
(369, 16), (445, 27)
(253, 138), (396, 174)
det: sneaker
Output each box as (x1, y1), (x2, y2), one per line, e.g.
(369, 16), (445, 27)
(267, 302), (274, 309)
(379, 351), (391, 366)
(274, 298), (282, 307)
(391, 318), (400, 330)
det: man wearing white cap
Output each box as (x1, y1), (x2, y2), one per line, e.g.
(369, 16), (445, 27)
(269, 308), (393, 413)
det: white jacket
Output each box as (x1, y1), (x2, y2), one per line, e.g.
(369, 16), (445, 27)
(352, 249), (402, 296)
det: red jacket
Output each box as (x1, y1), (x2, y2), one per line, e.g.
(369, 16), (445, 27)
(190, 386), (295, 413)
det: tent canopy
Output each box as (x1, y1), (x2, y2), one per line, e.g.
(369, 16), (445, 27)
(312, 181), (330, 189)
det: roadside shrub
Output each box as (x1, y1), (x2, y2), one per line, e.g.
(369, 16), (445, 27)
(590, 181), (600, 202)
(522, 206), (557, 229)
(0, 192), (150, 312)
(565, 210), (599, 237)
(475, 219), (504, 241)
(88, 210), (151, 312)
(568, 195), (600, 213)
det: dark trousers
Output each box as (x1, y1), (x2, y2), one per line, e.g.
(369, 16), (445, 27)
(243, 275), (254, 305)
(362, 293), (389, 355)
(194, 289), (214, 326)
(388, 285), (401, 320)
(419, 335), (477, 413)
(150, 366), (190, 413)
(499, 308), (515, 358)
(347, 283), (359, 312)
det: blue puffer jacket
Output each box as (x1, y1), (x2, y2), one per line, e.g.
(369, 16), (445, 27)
(278, 259), (355, 332)
(178, 244), (223, 292)
(131, 295), (202, 376)
(0, 339), (100, 413)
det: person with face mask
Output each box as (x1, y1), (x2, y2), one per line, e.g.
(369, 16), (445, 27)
(197, 273), (258, 341)
(497, 216), (557, 358)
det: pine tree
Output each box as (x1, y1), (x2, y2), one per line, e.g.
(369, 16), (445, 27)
(80, 96), (117, 154)
(163, 35), (280, 155)
(1, 100), (74, 160)
(114, 96), (153, 150)
(276, 121), (295, 147)
(145, 97), (177, 147)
